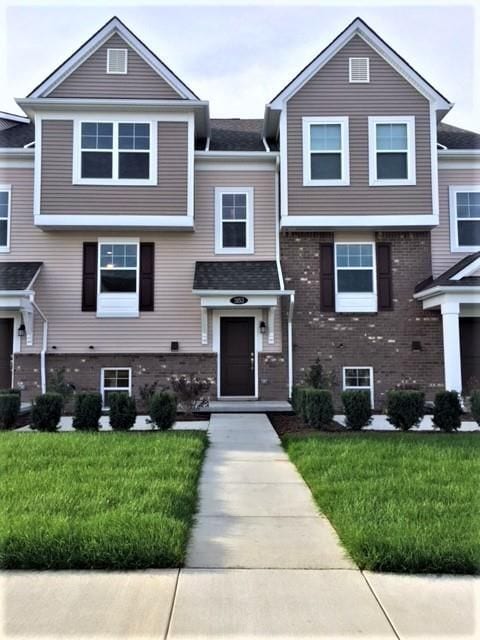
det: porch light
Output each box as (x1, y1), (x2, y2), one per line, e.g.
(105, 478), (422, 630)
(259, 321), (267, 335)
(17, 324), (26, 338)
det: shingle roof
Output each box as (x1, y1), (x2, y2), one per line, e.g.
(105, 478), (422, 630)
(193, 261), (280, 291)
(438, 122), (480, 150)
(207, 119), (277, 152)
(0, 262), (42, 291)
(415, 252), (480, 293)
(0, 122), (35, 148)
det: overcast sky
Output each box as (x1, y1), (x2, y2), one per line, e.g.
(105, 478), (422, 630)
(1, 0), (478, 130)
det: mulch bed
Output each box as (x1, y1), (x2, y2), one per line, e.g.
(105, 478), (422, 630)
(267, 412), (346, 437)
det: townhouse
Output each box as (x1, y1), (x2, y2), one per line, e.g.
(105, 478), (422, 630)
(0, 16), (478, 409)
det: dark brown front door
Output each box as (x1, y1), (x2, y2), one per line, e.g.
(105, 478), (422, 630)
(460, 318), (480, 392)
(0, 319), (13, 389)
(220, 317), (255, 396)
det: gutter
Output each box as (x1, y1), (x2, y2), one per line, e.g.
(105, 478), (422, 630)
(287, 293), (295, 398)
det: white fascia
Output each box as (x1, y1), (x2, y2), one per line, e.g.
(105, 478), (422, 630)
(34, 214), (194, 230)
(281, 214), (438, 229)
(451, 256), (480, 281)
(0, 148), (34, 169)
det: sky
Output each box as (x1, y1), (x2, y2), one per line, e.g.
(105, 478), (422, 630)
(0, 0), (478, 130)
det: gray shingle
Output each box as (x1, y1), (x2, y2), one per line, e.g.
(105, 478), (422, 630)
(194, 261), (280, 290)
(0, 262), (42, 290)
(415, 252), (480, 293)
(0, 122), (35, 148)
(438, 122), (480, 150)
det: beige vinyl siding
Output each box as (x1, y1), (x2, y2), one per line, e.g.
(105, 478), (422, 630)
(432, 167), (480, 277)
(40, 120), (188, 215)
(287, 35), (433, 215)
(49, 34), (183, 99)
(3, 168), (280, 354)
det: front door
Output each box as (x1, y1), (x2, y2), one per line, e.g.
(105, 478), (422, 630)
(460, 318), (480, 392)
(0, 319), (14, 389)
(220, 317), (255, 396)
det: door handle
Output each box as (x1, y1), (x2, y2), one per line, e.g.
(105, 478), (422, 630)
(250, 352), (255, 371)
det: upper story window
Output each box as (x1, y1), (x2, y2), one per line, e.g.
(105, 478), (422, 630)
(107, 48), (128, 74)
(349, 57), (369, 83)
(449, 186), (480, 252)
(215, 187), (254, 254)
(302, 117), (350, 186)
(97, 240), (139, 317)
(368, 116), (416, 186)
(335, 243), (377, 312)
(74, 120), (157, 186)
(0, 187), (10, 252)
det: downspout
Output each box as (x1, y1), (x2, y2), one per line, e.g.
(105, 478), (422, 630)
(262, 136), (270, 152)
(30, 298), (48, 394)
(288, 292), (295, 398)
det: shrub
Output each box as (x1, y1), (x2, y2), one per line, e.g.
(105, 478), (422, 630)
(304, 358), (336, 390)
(109, 393), (137, 431)
(0, 388), (21, 398)
(138, 381), (164, 412)
(433, 390), (462, 432)
(0, 394), (21, 430)
(72, 392), (103, 431)
(305, 389), (334, 429)
(170, 374), (211, 416)
(150, 391), (177, 430)
(342, 390), (372, 431)
(31, 393), (63, 432)
(386, 390), (425, 431)
(471, 390), (480, 426)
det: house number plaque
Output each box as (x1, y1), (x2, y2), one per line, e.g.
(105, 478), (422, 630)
(230, 296), (248, 305)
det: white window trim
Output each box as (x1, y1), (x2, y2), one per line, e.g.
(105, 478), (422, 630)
(302, 116), (350, 187)
(97, 238), (140, 318)
(215, 187), (254, 255)
(73, 118), (157, 186)
(106, 48), (128, 75)
(334, 242), (377, 313)
(0, 184), (11, 253)
(349, 57), (370, 83)
(342, 366), (374, 407)
(368, 116), (416, 186)
(100, 367), (132, 409)
(449, 185), (480, 252)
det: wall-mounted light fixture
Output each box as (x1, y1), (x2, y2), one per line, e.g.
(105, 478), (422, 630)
(88, 345), (95, 350)
(171, 341), (179, 352)
(259, 321), (267, 335)
(17, 324), (26, 338)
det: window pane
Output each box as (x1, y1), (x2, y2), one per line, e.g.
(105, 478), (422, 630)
(310, 124), (341, 151)
(81, 123), (112, 149)
(456, 193), (480, 218)
(222, 194), (247, 220)
(336, 245), (372, 268)
(311, 153), (341, 180)
(119, 123), (150, 150)
(101, 269), (137, 293)
(119, 152), (149, 179)
(377, 152), (407, 179)
(223, 221), (246, 248)
(337, 269), (373, 292)
(345, 368), (371, 387)
(0, 219), (7, 247)
(458, 220), (480, 246)
(376, 123), (407, 150)
(81, 151), (112, 178)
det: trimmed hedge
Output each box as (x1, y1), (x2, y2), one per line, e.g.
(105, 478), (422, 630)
(0, 388), (21, 398)
(433, 390), (462, 432)
(109, 393), (137, 431)
(72, 392), (103, 431)
(0, 394), (21, 430)
(342, 390), (372, 431)
(305, 389), (334, 429)
(386, 390), (425, 431)
(31, 393), (63, 432)
(149, 391), (177, 430)
(471, 390), (480, 427)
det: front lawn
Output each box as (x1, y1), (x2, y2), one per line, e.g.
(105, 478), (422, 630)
(284, 433), (480, 574)
(0, 432), (207, 569)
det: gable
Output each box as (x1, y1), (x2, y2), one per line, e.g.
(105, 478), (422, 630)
(48, 33), (183, 100)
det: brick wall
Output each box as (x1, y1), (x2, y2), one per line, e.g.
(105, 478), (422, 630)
(281, 230), (444, 409)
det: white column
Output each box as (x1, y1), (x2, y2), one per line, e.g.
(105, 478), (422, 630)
(441, 301), (462, 392)
(201, 308), (208, 345)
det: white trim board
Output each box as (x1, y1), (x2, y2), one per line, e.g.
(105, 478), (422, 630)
(0, 184), (11, 253)
(302, 116), (350, 187)
(367, 116), (416, 187)
(34, 214), (194, 230)
(449, 185), (480, 253)
(214, 186), (254, 255)
(451, 256), (480, 281)
(280, 214), (437, 229)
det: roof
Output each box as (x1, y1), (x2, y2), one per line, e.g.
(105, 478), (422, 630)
(415, 252), (480, 293)
(0, 262), (42, 291)
(193, 261), (280, 291)
(0, 122), (35, 148)
(209, 119), (265, 151)
(437, 122), (480, 150)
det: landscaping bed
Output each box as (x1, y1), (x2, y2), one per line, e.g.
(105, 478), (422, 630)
(0, 431), (207, 569)
(283, 433), (480, 574)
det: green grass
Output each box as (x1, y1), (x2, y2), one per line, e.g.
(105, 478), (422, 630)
(0, 432), (207, 570)
(284, 433), (480, 574)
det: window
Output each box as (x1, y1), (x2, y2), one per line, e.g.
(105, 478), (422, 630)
(215, 187), (254, 254)
(101, 368), (131, 408)
(343, 367), (374, 407)
(97, 240), (139, 317)
(450, 187), (480, 251)
(0, 187), (10, 252)
(335, 243), (377, 312)
(107, 48), (128, 74)
(368, 116), (416, 186)
(75, 120), (156, 185)
(302, 117), (350, 186)
(349, 57), (369, 83)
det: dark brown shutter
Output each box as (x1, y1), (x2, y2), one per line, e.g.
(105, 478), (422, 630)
(319, 243), (335, 312)
(82, 242), (98, 312)
(139, 242), (154, 311)
(376, 243), (393, 311)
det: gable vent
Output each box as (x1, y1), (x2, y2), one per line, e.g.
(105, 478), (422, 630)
(349, 57), (369, 83)
(107, 48), (128, 74)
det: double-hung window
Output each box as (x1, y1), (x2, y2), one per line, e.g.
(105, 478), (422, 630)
(303, 117), (350, 186)
(368, 116), (415, 185)
(335, 243), (377, 312)
(76, 120), (156, 185)
(215, 187), (254, 254)
(450, 187), (480, 251)
(0, 186), (10, 252)
(101, 368), (132, 408)
(97, 240), (139, 317)
(343, 367), (374, 407)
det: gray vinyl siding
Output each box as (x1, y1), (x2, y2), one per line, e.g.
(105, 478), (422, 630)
(286, 35), (433, 215)
(3, 168), (280, 354)
(432, 167), (480, 277)
(40, 120), (188, 215)
(49, 34), (182, 99)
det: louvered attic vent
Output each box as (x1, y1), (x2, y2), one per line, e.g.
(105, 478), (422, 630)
(349, 57), (369, 83)
(107, 48), (128, 74)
